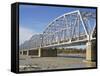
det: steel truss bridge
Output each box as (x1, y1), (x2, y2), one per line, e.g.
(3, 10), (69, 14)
(20, 10), (96, 61)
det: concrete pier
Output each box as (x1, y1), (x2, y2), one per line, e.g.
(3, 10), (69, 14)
(86, 41), (96, 61)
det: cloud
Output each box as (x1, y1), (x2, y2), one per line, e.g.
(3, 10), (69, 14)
(19, 26), (36, 45)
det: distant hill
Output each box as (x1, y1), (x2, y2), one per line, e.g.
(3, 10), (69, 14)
(19, 34), (42, 51)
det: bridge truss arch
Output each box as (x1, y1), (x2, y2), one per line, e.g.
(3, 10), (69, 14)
(42, 10), (96, 47)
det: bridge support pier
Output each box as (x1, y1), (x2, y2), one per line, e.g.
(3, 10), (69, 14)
(86, 41), (96, 62)
(38, 48), (41, 57)
(27, 50), (29, 56)
(22, 51), (24, 55)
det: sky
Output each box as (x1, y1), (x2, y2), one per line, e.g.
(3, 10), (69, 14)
(19, 4), (96, 45)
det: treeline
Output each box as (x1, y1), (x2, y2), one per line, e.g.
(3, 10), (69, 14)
(57, 48), (86, 54)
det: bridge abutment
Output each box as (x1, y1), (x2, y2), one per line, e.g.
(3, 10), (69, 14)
(86, 41), (96, 61)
